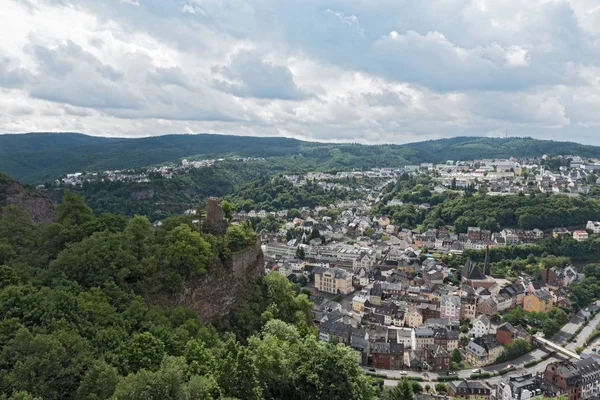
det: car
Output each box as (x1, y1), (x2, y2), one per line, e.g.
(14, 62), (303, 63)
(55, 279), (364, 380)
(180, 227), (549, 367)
(585, 308), (590, 312)
(448, 371), (457, 375)
(368, 368), (376, 372)
(399, 371), (408, 375)
(472, 369), (480, 373)
(594, 348), (598, 352)
(507, 364), (514, 369)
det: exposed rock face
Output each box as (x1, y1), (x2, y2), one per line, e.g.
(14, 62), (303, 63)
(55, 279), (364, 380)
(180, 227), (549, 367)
(0, 175), (56, 223)
(148, 238), (264, 323)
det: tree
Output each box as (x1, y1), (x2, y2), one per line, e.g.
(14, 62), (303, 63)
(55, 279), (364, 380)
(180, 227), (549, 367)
(120, 332), (165, 374)
(435, 383), (448, 394)
(451, 348), (462, 363)
(221, 200), (236, 221)
(56, 190), (94, 226)
(225, 225), (252, 253)
(0, 329), (92, 400)
(296, 246), (306, 260)
(382, 379), (415, 400)
(124, 215), (152, 260)
(75, 360), (118, 400)
(164, 225), (212, 277)
(287, 209), (301, 219)
(112, 356), (188, 400)
(216, 339), (263, 400)
(50, 230), (136, 288)
(184, 338), (215, 376)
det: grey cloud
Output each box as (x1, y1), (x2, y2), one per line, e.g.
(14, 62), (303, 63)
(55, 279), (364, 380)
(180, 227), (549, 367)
(0, 57), (32, 88)
(212, 51), (308, 100)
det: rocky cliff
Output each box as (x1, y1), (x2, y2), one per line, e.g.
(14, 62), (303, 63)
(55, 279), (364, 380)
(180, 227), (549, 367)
(0, 173), (56, 223)
(148, 238), (264, 323)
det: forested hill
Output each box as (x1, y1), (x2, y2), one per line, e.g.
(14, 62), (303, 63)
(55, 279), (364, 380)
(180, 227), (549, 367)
(3, 132), (600, 183)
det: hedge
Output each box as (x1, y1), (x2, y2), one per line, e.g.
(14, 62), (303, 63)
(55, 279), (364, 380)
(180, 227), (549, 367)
(498, 367), (517, 376)
(470, 373), (491, 379)
(524, 360), (538, 368)
(436, 376), (459, 382)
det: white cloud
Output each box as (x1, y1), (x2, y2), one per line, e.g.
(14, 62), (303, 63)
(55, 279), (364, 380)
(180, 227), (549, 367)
(1, 0), (600, 144)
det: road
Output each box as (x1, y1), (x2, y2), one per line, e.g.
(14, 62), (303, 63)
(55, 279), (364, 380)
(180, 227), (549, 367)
(376, 304), (600, 387)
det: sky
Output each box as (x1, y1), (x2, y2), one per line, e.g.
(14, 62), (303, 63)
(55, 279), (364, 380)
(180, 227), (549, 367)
(1, 0), (600, 144)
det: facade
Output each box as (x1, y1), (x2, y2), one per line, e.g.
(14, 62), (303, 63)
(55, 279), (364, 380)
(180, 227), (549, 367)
(496, 322), (532, 345)
(573, 230), (589, 242)
(496, 372), (543, 400)
(371, 342), (391, 369)
(471, 315), (490, 338)
(543, 361), (583, 400)
(440, 295), (461, 322)
(587, 221), (600, 234)
(314, 267), (353, 294)
(405, 309), (423, 328)
(465, 335), (502, 367)
(412, 327), (435, 350)
(448, 380), (492, 400)
(524, 288), (553, 313)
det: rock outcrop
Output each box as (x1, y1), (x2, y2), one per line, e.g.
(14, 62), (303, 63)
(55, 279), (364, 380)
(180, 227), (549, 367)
(0, 173), (56, 223)
(148, 237), (264, 323)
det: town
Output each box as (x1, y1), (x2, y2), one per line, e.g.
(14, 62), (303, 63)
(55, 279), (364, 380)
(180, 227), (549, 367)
(247, 154), (600, 399)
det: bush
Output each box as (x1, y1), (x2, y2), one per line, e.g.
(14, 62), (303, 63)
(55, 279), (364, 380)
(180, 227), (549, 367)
(576, 346), (584, 354)
(332, 294), (342, 302)
(498, 367), (517, 375)
(436, 376), (458, 382)
(524, 360), (538, 368)
(470, 373), (491, 379)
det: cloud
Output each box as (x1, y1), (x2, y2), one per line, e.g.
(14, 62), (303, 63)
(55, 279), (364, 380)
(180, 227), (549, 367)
(212, 51), (308, 100)
(1, 0), (600, 145)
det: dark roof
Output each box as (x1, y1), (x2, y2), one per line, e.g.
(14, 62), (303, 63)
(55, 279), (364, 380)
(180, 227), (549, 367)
(371, 341), (391, 354)
(462, 258), (486, 281)
(449, 380), (492, 393)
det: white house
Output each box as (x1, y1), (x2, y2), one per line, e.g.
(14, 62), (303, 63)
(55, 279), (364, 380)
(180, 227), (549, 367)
(587, 221), (600, 234)
(440, 295), (461, 322)
(470, 315), (491, 338)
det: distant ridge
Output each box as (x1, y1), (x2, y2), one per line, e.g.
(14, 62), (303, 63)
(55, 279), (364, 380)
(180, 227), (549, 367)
(2, 132), (600, 183)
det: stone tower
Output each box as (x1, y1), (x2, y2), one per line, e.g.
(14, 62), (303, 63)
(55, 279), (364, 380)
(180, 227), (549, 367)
(204, 197), (227, 236)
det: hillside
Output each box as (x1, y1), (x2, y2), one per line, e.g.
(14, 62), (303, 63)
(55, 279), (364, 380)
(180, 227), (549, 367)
(3, 132), (600, 183)
(0, 172), (55, 223)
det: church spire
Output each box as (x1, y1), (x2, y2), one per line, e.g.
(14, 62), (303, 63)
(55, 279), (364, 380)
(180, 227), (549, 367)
(484, 246), (491, 276)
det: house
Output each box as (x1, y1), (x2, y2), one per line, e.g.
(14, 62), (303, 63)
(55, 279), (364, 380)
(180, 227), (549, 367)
(350, 330), (370, 365)
(448, 380), (492, 400)
(318, 318), (352, 344)
(412, 327), (435, 350)
(573, 230), (589, 242)
(433, 327), (459, 351)
(353, 252), (376, 270)
(405, 308), (423, 328)
(524, 288), (553, 313)
(477, 296), (498, 316)
(542, 361), (582, 400)
(371, 342), (391, 369)
(370, 282), (383, 306)
(470, 315), (491, 338)
(553, 227), (571, 238)
(425, 344), (451, 372)
(390, 342), (405, 370)
(465, 335), (502, 367)
(496, 322), (532, 345)
(440, 295), (461, 322)
(496, 372), (544, 400)
(460, 296), (478, 320)
(587, 221), (600, 234)
(352, 294), (369, 314)
(314, 267), (353, 294)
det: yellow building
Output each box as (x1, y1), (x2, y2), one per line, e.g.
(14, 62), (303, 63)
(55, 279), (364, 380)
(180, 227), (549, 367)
(523, 289), (553, 313)
(314, 267), (353, 295)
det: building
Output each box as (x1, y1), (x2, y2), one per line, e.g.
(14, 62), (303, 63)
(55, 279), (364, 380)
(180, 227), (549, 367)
(573, 230), (589, 242)
(496, 372), (544, 400)
(433, 327), (459, 351)
(390, 342), (405, 370)
(460, 296), (478, 320)
(370, 282), (383, 306)
(425, 344), (451, 372)
(314, 267), (353, 294)
(553, 227), (571, 238)
(587, 221), (600, 234)
(543, 361), (582, 400)
(524, 288), (553, 313)
(405, 308), (423, 328)
(412, 327), (435, 350)
(465, 335), (503, 367)
(440, 295), (461, 322)
(371, 342), (391, 369)
(496, 322), (532, 345)
(470, 315), (491, 338)
(448, 380), (492, 400)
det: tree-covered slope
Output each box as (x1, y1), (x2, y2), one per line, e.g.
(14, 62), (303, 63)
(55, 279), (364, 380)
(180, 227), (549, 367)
(3, 132), (600, 183)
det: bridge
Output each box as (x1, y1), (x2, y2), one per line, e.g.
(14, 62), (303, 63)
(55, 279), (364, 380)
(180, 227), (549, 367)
(533, 335), (581, 360)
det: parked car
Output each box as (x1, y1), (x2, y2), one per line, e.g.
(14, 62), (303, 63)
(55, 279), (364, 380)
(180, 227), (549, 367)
(472, 369), (480, 373)
(507, 364), (514, 369)
(399, 371), (408, 375)
(368, 368), (376, 372)
(448, 371), (457, 375)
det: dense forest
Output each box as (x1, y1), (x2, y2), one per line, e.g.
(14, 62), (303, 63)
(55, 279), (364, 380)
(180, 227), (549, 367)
(0, 188), (377, 400)
(4, 133), (600, 183)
